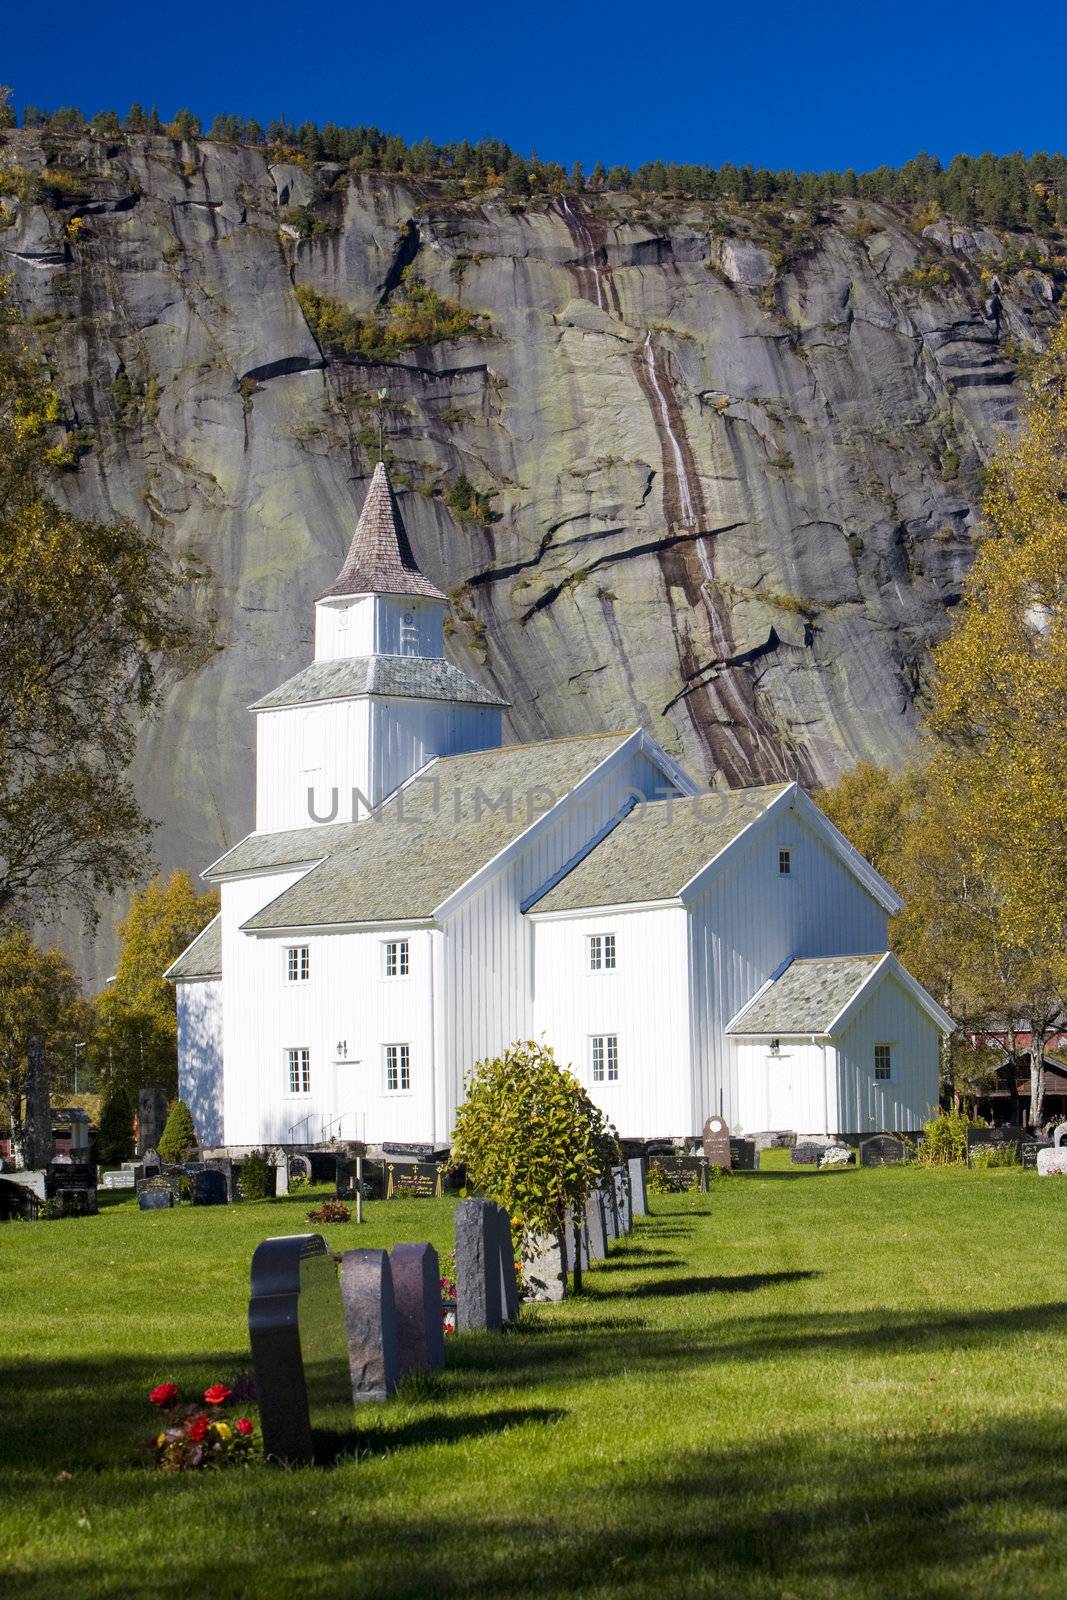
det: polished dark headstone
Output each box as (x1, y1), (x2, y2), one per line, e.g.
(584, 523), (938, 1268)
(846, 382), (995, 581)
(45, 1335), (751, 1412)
(248, 1233), (352, 1463)
(190, 1169), (228, 1206)
(647, 1155), (706, 1192)
(138, 1186), (173, 1211)
(386, 1160), (443, 1198)
(729, 1139), (759, 1171)
(340, 1248), (399, 1402)
(585, 1190), (607, 1261)
(455, 1198), (504, 1332)
(390, 1242), (445, 1375)
(860, 1135), (906, 1168)
(627, 1156), (648, 1215)
(1021, 1138), (1054, 1171)
(204, 1157), (236, 1200)
(966, 1126), (1026, 1165)
(702, 1115), (732, 1170)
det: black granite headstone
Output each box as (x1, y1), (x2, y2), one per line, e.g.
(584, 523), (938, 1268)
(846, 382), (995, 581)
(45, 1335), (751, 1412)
(248, 1233), (352, 1463)
(390, 1243), (445, 1375)
(386, 1160), (443, 1199)
(966, 1126), (1025, 1165)
(647, 1155), (706, 1192)
(1021, 1138), (1054, 1171)
(860, 1135), (906, 1168)
(455, 1198), (504, 1332)
(138, 1185), (173, 1212)
(190, 1169), (228, 1206)
(728, 1138), (759, 1171)
(340, 1249), (400, 1402)
(204, 1157), (236, 1200)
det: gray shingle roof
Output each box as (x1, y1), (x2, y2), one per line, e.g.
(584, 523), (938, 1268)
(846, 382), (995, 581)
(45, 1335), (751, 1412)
(205, 821), (359, 879)
(727, 955), (884, 1036)
(531, 784), (792, 912)
(164, 916), (223, 982)
(250, 654), (508, 711)
(242, 732), (635, 930)
(319, 460), (445, 601)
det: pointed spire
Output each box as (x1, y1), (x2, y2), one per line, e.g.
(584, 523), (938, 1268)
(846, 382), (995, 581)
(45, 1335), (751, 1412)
(319, 461), (445, 602)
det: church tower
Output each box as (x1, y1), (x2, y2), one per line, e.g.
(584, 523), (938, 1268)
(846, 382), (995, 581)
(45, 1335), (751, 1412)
(251, 461), (507, 832)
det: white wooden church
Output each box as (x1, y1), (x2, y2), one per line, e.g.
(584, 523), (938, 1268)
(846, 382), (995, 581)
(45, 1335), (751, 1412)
(167, 461), (951, 1148)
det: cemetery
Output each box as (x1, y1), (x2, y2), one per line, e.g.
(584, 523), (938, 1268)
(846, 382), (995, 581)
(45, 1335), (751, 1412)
(4, 1140), (1067, 1599)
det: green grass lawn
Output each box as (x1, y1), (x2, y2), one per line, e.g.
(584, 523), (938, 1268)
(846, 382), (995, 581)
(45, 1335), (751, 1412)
(3, 1161), (1067, 1599)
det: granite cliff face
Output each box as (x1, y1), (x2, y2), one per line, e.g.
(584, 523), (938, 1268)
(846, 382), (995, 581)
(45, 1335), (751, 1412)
(2, 130), (1062, 977)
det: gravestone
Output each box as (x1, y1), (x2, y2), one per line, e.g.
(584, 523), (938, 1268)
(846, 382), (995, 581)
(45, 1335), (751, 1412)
(585, 1190), (608, 1262)
(138, 1181), (173, 1212)
(1037, 1148), (1067, 1176)
(389, 1243), (445, 1375)
(564, 1208), (589, 1275)
(1054, 1123), (1067, 1149)
(101, 1169), (136, 1190)
(647, 1155), (706, 1192)
(22, 1037), (52, 1170)
(602, 1182), (620, 1243)
(386, 1160), (444, 1198)
(754, 1130), (796, 1150)
(204, 1157), (236, 1200)
(190, 1169), (228, 1206)
(728, 1139), (758, 1171)
(248, 1233), (353, 1463)
(860, 1135), (905, 1168)
(308, 1151), (338, 1184)
(141, 1149), (161, 1177)
(1021, 1138), (1054, 1171)
(627, 1157), (648, 1216)
(137, 1087), (170, 1158)
(287, 1153), (312, 1185)
(791, 1141), (830, 1166)
(455, 1198), (504, 1332)
(612, 1165), (632, 1234)
(966, 1126), (1025, 1165)
(523, 1231), (567, 1302)
(136, 1168), (181, 1203)
(702, 1115), (732, 1170)
(819, 1144), (854, 1168)
(273, 1150), (289, 1197)
(340, 1249), (399, 1402)
(491, 1206), (520, 1322)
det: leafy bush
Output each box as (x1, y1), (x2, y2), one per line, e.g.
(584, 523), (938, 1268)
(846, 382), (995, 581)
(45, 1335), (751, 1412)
(157, 1100), (197, 1162)
(450, 1040), (619, 1269)
(969, 1143), (1019, 1169)
(96, 1087), (135, 1166)
(444, 473), (493, 527)
(646, 1164), (672, 1197)
(295, 271), (489, 361)
(918, 1109), (972, 1166)
(238, 1150), (273, 1201)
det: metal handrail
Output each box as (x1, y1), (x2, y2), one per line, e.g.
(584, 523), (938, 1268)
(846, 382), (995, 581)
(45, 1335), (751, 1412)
(286, 1112), (313, 1146)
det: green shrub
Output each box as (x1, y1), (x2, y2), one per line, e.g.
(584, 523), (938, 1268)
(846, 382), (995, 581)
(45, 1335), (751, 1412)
(444, 473), (493, 527)
(295, 271), (489, 361)
(646, 1164), (673, 1197)
(238, 1150), (273, 1201)
(96, 1087), (135, 1166)
(969, 1143), (1019, 1169)
(918, 1109), (972, 1166)
(157, 1099), (197, 1162)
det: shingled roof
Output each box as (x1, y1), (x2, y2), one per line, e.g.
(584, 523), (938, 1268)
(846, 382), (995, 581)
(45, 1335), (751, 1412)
(530, 784), (792, 913)
(319, 460), (445, 602)
(241, 732), (636, 930)
(164, 915), (223, 982)
(727, 955), (884, 1036)
(250, 655), (508, 712)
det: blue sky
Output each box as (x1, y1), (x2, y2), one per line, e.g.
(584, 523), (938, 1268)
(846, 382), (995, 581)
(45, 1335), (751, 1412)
(6, 1), (1065, 173)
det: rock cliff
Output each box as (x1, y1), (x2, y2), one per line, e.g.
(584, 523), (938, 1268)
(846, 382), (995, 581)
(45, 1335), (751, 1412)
(2, 129), (1061, 978)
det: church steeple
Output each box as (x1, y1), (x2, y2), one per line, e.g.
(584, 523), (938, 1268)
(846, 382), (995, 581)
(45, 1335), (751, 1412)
(319, 460), (445, 603)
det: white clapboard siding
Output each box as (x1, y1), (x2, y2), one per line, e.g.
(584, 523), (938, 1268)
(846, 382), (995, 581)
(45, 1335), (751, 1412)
(256, 699), (371, 830)
(687, 799), (889, 1131)
(439, 744), (681, 1136)
(314, 594), (445, 661)
(735, 1039), (832, 1135)
(832, 973), (941, 1133)
(370, 700), (501, 811)
(176, 979), (224, 1146)
(533, 907), (692, 1137)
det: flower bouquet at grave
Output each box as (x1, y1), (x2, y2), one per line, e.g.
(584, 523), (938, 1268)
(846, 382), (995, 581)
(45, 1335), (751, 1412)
(142, 1380), (258, 1471)
(439, 1249), (457, 1334)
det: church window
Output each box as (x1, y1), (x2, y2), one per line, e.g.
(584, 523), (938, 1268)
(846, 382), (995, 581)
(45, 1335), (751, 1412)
(286, 1047), (311, 1095)
(287, 946), (310, 983)
(779, 849), (791, 875)
(591, 1035), (619, 1083)
(384, 940), (410, 978)
(385, 1043), (411, 1093)
(874, 1043), (892, 1081)
(588, 933), (616, 971)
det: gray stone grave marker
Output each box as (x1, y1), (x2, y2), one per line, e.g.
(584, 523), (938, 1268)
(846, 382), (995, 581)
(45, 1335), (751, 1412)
(564, 1208), (589, 1275)
(627, 1157), (648, 1216)
(612, 1165), (632, 1233)
(491, 1205), (520, 1322)
(602, 1182), (620, 1243)
(272, 1149), (289, 1196)
(340, 1249), (400, 1402)
(702, 1115), (732, 1170)
(585, 1190), (607, 1261)
(1054, 1123), (1067, 1149)
(455, 1198), (504, 1332)
(791, 1140), (830, 1165)
(522, 1231), (567, 1302)
(860, 1135), (906, 1168)
(248, 1233), (352, 1463)
(389, 1243), (445, 1375)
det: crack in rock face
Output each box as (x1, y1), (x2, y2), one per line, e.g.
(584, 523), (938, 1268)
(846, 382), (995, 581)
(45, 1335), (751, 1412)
(4, 128), (1061, 977)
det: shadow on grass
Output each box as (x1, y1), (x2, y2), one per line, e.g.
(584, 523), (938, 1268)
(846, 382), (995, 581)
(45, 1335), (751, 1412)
(622, 1270), (819, 1299)
(355, 1405), (566, 1457)
(587, 1249), (684, 1272)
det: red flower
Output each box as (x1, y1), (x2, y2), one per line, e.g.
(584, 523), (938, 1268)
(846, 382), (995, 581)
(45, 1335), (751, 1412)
(187, 1416), (210, 1442)
(149, 1383), (178, 1407)
(203, 1384), (232, 1406)
(235, 1418), (254, 1436)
